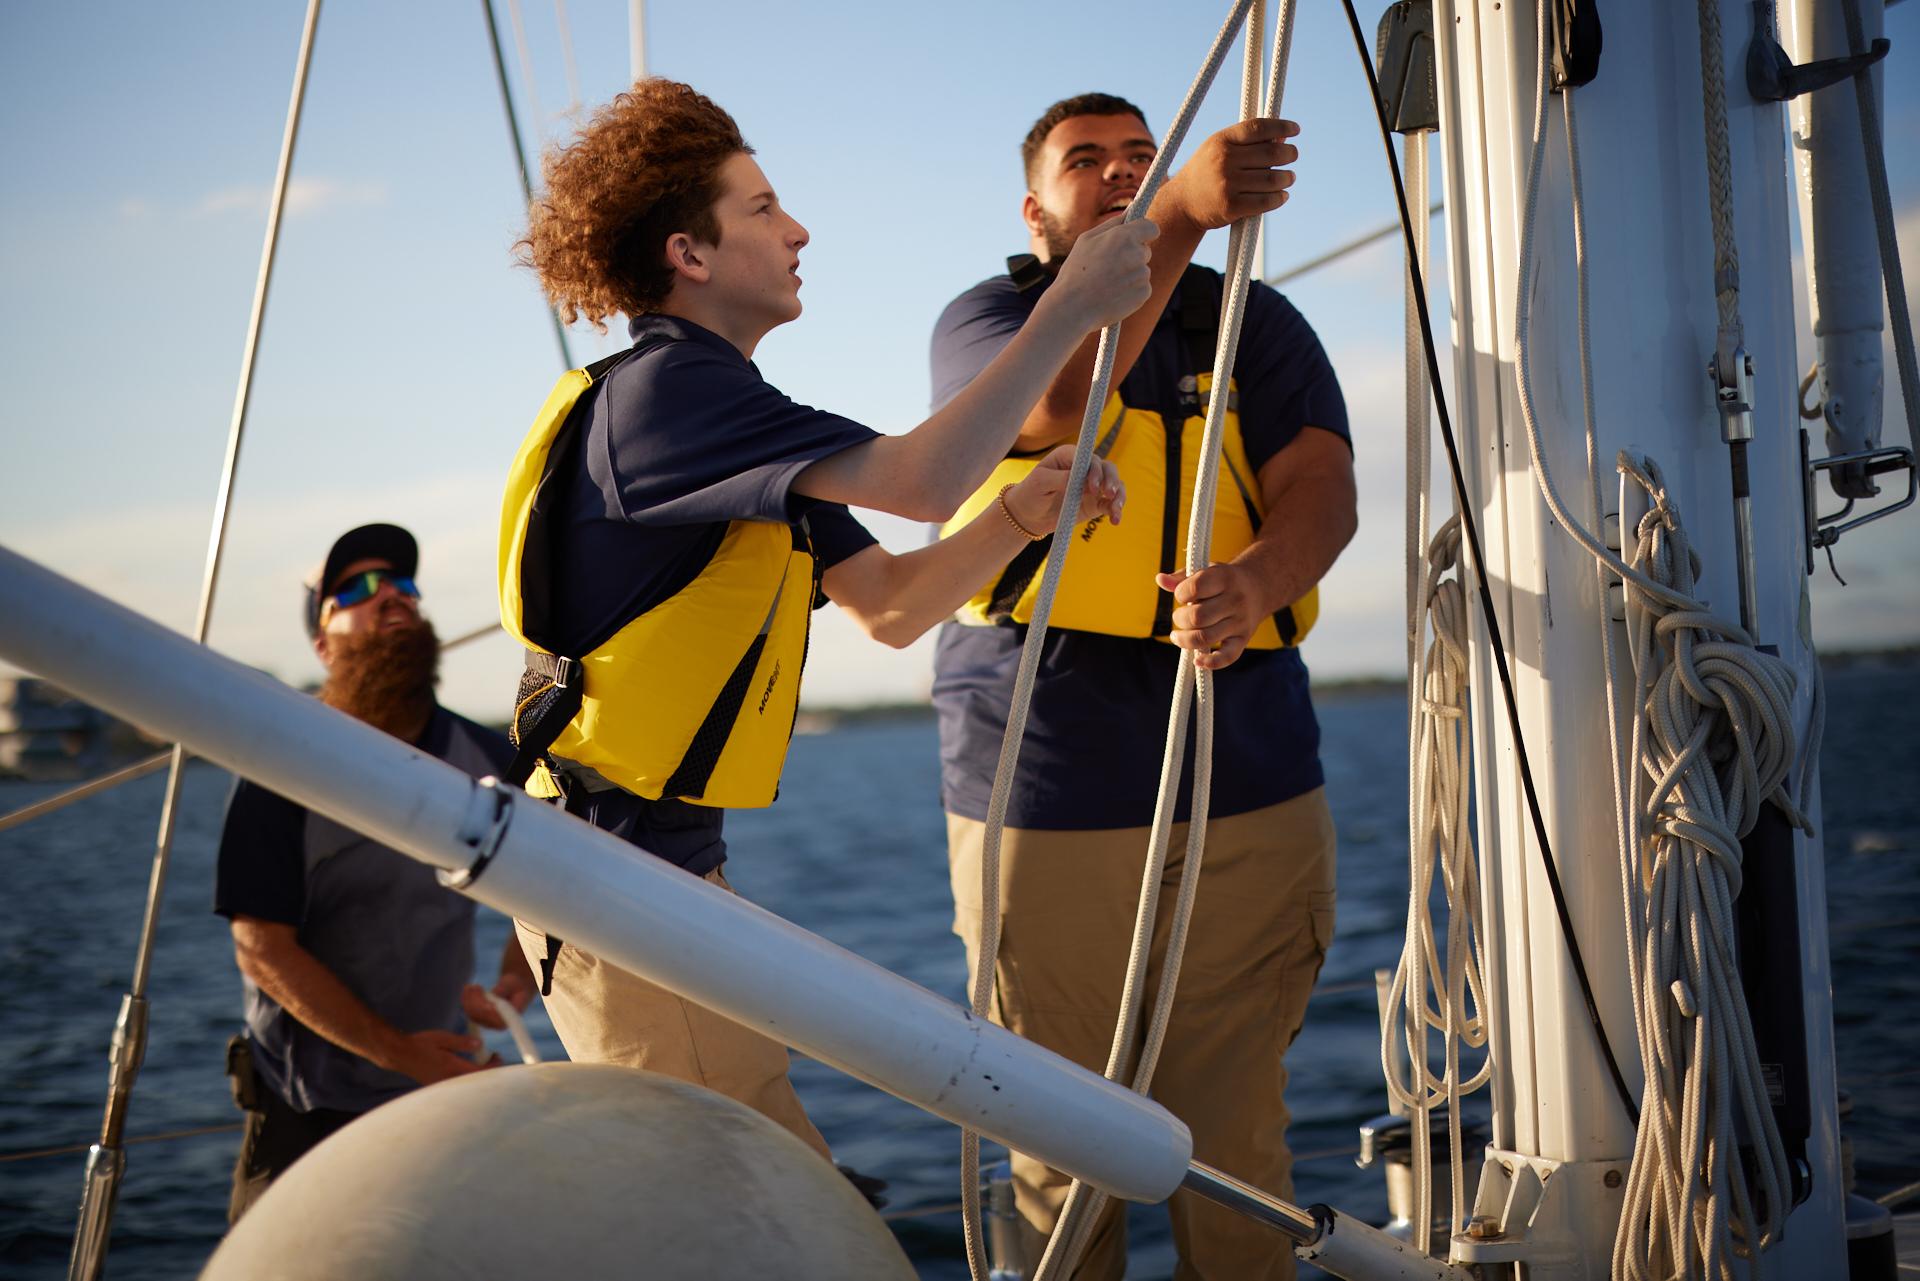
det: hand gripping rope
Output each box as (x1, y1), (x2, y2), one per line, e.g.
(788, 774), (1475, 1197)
(956, 2), (1300, 1278)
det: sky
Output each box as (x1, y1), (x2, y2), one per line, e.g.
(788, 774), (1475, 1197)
(1, 1), (1914, 722)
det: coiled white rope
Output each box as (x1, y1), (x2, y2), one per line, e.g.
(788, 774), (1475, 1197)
(1512, 4), (1813, 1275)
(1382, 512), (1495, 1257)
(1609, 456), (1800, 1281)
(1380, 126), (1496, 1258)
(957, 6), (1258, 1278)
(1382, 122), (1497, 1259)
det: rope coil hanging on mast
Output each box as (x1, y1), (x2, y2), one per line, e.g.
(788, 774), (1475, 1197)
(1377, 22), (1497, 1258)
(1510, 0), (1818, 1272)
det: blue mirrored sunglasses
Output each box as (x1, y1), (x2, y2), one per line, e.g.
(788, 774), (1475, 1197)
(328, 569), (419, 611)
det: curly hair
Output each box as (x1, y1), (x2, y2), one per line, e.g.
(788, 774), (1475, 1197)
(517, 79), (751, 329)
(1021, 93), (1151, 187)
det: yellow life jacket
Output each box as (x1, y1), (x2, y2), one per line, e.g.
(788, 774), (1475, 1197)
(497, 350), (817, 809)
(941, 267), (1319, 649)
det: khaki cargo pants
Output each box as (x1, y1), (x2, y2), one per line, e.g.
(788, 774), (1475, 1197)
(949, 788), (1337, 1281)
(513, 866), (832, 1162)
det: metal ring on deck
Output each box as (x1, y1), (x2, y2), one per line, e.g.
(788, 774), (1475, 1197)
(439, 777), (514, 891)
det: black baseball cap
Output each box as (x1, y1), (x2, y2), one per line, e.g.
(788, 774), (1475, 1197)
(303, 523), (419, 638)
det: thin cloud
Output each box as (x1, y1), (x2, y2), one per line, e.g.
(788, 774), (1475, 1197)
(194, 177), (388, 218)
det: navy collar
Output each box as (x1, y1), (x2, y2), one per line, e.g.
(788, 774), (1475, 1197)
(416, 703), (451, 754)
(1006, 253), (1056, 294)
(626, 313), (753, 367)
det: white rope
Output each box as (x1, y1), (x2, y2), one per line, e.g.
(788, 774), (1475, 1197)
(958, 7), (1259, 1277)
(1512, 4), (1810, 1274)
(1382, 508), (1495, 1256)
(1025, 8), (1303, 1275)
(1695, 0), (1744, 363)
(1404, 130), (1432, 690)
(484, 991), (544, 1063)
(552, 0), (579, 119)
(1608, 456), (1799, 1281)
(503, 0), (548, 137)
(551, 0), (582, 117)
(1380, 116), (1498, 1259)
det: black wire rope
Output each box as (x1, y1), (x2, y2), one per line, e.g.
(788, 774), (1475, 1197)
(1337, 0), (1641, 1126)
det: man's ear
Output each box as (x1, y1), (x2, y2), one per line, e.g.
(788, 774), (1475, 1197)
(312, 633), (332, 669)
(664, 232), (711, 285)
(1020, 192), (1045, 240)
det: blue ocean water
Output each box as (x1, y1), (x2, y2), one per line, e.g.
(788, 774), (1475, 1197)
(1, 660), (1914, 1278)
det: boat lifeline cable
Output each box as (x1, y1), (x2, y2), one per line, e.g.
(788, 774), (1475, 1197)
(0, 621), (502, 838)
(64, 9), (324, 1279)
(957, 4), (1261, 1278)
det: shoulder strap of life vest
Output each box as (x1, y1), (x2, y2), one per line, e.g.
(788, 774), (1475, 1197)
(509, 342), (640, 792)
(1168, 266), (1304, 647)
(516, 346), (638, 650)
(1151, 266), (1226, 636)
(1176, 264), (1224, 404)
(509, 344), (636, 995)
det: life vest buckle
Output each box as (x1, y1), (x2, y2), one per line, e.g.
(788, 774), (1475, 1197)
(523, 651), (582, 691)
(1176, 373), (1239, 417)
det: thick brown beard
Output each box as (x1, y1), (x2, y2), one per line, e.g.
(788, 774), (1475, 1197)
(1038, 209), (1081, 263)
(317, 620), (440, 741)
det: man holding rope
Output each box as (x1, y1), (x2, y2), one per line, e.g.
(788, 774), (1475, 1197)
(930, 95), (1355, 1279)
(500, 79), (1144, 1171)
(213, 523), (532, 1222)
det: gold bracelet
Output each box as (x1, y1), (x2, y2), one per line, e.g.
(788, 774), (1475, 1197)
(997, 483), (1045, 541)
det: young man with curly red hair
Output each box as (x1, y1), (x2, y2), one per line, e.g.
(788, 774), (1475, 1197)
(500, 79), (1152, 1164)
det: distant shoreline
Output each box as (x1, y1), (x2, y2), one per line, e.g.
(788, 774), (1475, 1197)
(6, 646), (1911, 771)
(793, 643), (1920, 729)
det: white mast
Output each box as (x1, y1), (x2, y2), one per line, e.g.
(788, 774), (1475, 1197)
(1431, 0), (1844, 1273)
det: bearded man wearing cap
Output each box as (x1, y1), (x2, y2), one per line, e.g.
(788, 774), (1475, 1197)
(211, 523), (534, 1223)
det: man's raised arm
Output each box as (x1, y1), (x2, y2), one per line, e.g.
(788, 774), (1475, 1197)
(1018, 118), (1301, 451)
(790, 216), (1155, 523)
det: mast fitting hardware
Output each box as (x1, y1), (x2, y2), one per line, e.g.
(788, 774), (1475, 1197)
(1373, 1), (1439, 135)
(1746, 0), (1888, 103)
(1711, 349), (1756, 444)
(1807, 445), (1917, 551)
(439, 777), (514, 892)
(1549, 0), (1603, 90)
(105, 994), (149, 1101)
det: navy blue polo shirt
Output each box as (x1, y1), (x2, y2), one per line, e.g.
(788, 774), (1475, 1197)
(539, 314), (880, 872)
(929, 266), (1349, 830)
(213, 706), (515, 1113)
